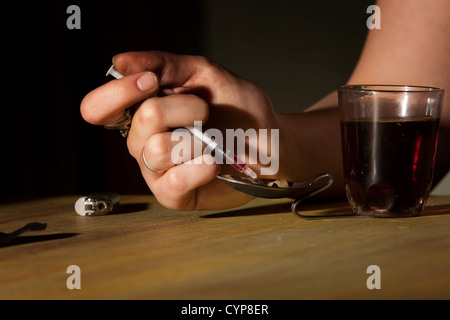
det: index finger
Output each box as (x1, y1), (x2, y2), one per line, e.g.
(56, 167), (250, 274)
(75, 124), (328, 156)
(112, 51), (216, 90)
(80, 71), (158, 125)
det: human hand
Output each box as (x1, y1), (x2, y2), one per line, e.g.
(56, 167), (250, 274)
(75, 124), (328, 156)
(81, 51), (283, 210)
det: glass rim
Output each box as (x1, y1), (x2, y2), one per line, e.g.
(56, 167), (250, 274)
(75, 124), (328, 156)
(339, 84), (445, 93)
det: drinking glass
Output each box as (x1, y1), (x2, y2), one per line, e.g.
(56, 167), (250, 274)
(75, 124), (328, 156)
(338, 85), (444, 217)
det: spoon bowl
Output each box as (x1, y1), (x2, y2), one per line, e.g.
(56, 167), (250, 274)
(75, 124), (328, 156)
(217, 173), (334, 217)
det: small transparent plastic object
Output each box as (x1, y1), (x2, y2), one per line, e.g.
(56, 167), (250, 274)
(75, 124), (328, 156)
(103, 66), (131, 137)
(75, 193), (120, 216)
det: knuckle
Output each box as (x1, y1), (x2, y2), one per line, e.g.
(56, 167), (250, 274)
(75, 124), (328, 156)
(196, 55), (215, 69)
(182, 94), (209, 123)
(135, 98), (164, 125)
(196, 57), (231, 92)
(166, 170), (188, 193)
(126, 138), (140, 160)
(147, 134), (169, 163)
(199, 56), (223, 78)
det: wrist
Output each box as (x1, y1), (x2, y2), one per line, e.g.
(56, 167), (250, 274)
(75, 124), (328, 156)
(273, 113), (305, 180)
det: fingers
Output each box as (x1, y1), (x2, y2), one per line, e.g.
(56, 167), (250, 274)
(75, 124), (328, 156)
(81, 51), (226, 128)
(145, 158), (254, 211)
(112, 51), (219, 90)
(126, 93), (215, 211)
(126, 93), (209, 160)
(80, 71), (158, 125)
(141, 132), (194, 173)
(148, 155), (221, 210)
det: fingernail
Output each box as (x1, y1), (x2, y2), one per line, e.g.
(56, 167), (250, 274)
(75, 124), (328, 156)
(137, 72), (157, 92)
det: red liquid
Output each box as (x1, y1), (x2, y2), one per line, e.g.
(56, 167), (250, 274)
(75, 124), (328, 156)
(341, 117), (439, 216)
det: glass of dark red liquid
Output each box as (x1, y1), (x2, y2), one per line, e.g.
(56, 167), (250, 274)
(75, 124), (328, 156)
(338, 85), (444, 217)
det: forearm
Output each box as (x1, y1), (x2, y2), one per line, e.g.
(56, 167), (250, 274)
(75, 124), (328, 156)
(276, 103), (345, 199)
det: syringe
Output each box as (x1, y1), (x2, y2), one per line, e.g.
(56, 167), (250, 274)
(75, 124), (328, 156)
(106, 66), (258, 179)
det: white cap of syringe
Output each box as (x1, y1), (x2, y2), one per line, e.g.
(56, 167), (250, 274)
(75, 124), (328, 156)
(106, 65), (124, 79)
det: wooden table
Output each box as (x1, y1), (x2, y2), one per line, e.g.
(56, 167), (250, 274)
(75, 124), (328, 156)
(1, 195), (450, 300)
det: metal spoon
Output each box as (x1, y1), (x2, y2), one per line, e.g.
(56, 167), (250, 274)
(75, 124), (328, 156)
(216, 173), (334, 217)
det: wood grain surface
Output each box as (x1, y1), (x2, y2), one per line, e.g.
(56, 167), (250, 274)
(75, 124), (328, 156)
(1, 195), (450, 299)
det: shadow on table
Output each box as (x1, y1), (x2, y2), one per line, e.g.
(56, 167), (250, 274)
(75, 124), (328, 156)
(113, 202), (152, 215)
(0, 233), (79, 248)
(201, 202), (293, 218)
(201, 200), (353, 219)
(201, 201), (450, 219)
